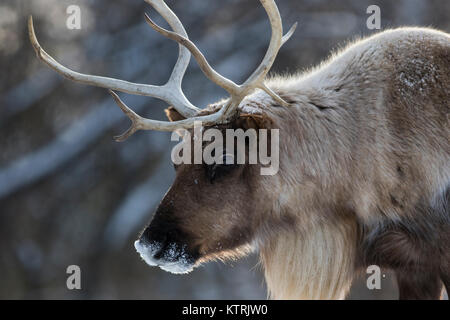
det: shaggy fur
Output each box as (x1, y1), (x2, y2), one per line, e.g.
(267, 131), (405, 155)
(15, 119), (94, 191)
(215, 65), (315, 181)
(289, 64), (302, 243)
(144, 27), (449, 299)
(254, 27), (450, 299)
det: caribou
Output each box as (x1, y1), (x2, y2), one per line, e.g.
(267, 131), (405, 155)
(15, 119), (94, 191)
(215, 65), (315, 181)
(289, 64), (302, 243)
(28, 0), (449, 299)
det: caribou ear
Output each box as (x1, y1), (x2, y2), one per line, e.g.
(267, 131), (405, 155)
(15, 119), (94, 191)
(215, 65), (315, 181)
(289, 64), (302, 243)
(165, 106), (186, 122)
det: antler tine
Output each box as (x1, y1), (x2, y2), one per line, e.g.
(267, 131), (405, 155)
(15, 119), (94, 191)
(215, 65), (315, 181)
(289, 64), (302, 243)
(28, 5), (199, 118)
(29, 0), (294, 140)
(144, 0), (296, 112)
(239, 0), (297, 104)
(282, 22), (298, 45)
(144, 0), (188, 87)
(144, 13), (241, 97)
(109, 90), (231, 141)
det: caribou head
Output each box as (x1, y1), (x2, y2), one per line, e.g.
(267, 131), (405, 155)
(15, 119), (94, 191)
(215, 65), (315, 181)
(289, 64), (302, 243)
(28, 0), (296, 274)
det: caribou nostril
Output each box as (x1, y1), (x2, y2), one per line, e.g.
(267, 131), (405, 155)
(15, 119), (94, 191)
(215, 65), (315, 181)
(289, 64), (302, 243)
(153, 242), (168, 260)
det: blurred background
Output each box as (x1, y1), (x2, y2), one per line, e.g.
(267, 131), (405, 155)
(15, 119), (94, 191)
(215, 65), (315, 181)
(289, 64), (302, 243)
(0, 0), (449, 299)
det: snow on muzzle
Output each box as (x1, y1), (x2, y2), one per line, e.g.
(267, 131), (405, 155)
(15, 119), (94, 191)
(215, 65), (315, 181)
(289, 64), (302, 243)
(134, 238), (197, 274)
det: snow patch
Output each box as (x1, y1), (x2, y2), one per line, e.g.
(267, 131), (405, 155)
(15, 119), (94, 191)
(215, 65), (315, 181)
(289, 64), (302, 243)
(134, 240), (195, 274)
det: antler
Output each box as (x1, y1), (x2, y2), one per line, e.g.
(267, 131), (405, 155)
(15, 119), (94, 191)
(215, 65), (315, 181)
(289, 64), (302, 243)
(144, 0), (297, 111)
(28, 0), (296, 140)
(28, 0), (199, 119)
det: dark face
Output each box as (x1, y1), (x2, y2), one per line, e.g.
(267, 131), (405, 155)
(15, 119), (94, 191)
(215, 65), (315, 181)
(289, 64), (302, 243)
(134, 115), (277, 274)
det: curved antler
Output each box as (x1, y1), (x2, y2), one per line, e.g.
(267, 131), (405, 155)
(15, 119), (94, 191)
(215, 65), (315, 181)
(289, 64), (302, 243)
(109, 90), (232, 141)
(28, 0), (199, 118)
(143, 0), (297, 112)
(28, 0), (296, 140)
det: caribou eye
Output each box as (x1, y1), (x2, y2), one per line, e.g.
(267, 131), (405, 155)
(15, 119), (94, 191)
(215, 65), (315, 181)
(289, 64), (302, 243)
(206, 154), (238, 183)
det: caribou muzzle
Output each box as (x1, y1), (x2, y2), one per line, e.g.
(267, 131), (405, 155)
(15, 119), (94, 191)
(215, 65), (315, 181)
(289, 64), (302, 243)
(134, 222), (199, 274)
